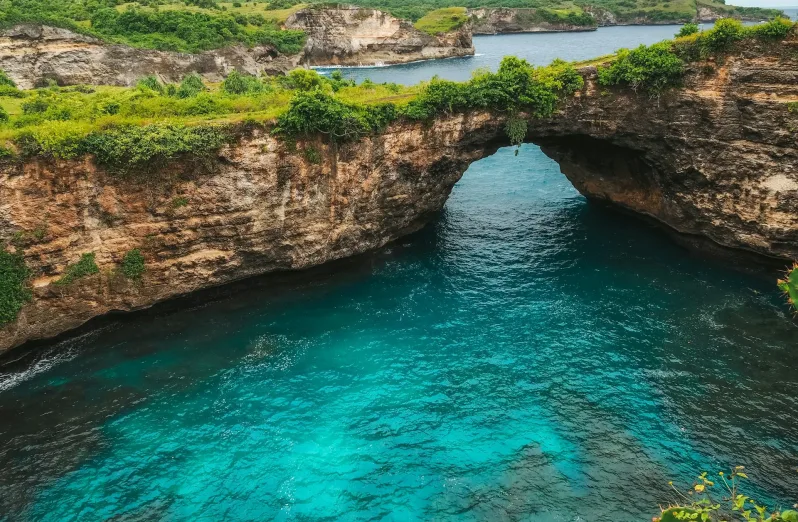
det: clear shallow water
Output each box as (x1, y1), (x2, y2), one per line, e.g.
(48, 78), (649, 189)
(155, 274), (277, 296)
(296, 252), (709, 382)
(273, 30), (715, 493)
(2, 30), (798, 522)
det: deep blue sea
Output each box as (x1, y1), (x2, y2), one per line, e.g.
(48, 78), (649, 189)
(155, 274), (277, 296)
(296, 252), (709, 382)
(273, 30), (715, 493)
(1, 28), (797, 522)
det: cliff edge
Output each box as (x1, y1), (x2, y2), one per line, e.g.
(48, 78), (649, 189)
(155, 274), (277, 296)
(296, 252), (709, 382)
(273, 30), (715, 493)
(1, 40), (797, 352)
(285, 6), (474, 66)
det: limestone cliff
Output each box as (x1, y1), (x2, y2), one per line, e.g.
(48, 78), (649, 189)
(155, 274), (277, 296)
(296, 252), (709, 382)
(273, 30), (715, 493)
(285, 6), (474, 66)
(2, 46), (798, 352)
(469, 5), (782, 34)
(0, 25), (300, 89)
(469, 8), (597, 35)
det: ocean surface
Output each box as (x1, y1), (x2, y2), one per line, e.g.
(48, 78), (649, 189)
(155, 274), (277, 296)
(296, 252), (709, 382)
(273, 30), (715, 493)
(1, 27), (797, 522)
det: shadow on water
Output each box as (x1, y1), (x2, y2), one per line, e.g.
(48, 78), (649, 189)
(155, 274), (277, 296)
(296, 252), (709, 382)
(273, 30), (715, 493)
(0, 145), (796, 521)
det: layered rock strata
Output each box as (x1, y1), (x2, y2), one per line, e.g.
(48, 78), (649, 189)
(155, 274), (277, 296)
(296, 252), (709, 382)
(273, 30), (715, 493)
(2, 46), (798, 351)
(0, 24), (300, 89)
(285, 6), (474, 66)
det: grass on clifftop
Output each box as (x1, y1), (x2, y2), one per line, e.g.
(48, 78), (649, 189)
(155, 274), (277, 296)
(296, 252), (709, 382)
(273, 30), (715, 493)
(414, 7), (468, 34)
(0, 0), (307, 54)
(0, 18), (794, 168)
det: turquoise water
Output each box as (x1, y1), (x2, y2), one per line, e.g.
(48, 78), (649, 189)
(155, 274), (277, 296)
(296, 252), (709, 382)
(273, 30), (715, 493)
(1, 146), (797, 521)
(316, 23), (733, 84)
(2, 29), (798, 521)
(317, 26), (694, 84)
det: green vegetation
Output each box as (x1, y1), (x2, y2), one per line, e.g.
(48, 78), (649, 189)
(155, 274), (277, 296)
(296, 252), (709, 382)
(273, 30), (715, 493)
(329, 0), (783, 24)
(222, 70), (270, 95)
(0, 18), (793, 168)
(654, 467), (798, 522)
(86, 123), (232, 174)
(598, 17), (796, 94)
(778, 264), (798, 312)
(677, 22), (699, 38)
(121, 248), (145, 280)
(402, 57), (583, 120)
(0, 70), (22, 98)
(54, 252), (99, 285)
(0, 0), (784, 53)
(0, 247), (31, 327)
(274, 90), (397, 142)
(505, 7), (596, 27)
(0, 71), (418, 166)
(414, 7), (468, 34)
(275, 56), (583, 144)
(598, 42), (684, 94)
(0, 0), (306, 54)
(0, 70), (15, 88)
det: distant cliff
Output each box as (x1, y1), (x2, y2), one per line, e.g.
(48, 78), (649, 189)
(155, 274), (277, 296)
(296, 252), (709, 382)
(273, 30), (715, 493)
(469, 8), (597, 34)
(285, 6), (474, 66)
(469, 4), (785, 35)
(0, 6), (475, 88)
(0, 24), (300, 89)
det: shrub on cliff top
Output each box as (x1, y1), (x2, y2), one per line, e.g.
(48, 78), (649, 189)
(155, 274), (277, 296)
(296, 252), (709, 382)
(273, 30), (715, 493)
(176, 74), (206, 99)
(54, 252), (99, 286)
(676, 23), (699, 38)
(274, 90), (398, 142)
(751, 17), (794, 41)
(221, 71), (268, 95)
(0, 248), (31, 327)
(700, 18), (746, 53)
(597, 42), (684, 94)
(402, 56), (583, 121)
(83, 123), (232, 174)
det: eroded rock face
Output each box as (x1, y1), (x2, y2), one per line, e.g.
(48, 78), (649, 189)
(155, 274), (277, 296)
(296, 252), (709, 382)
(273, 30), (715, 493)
(0, 25), (300, 89)
(2, 46), (798, 352)
(285, 7), (474, 66)
(469, 8), (597, 34)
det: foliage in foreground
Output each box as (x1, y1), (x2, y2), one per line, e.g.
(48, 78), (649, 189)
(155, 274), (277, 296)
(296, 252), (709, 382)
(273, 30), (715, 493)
(0, 247), (31, 327)
(655, 467), (798, 522)
(778, 264), (798, 313)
